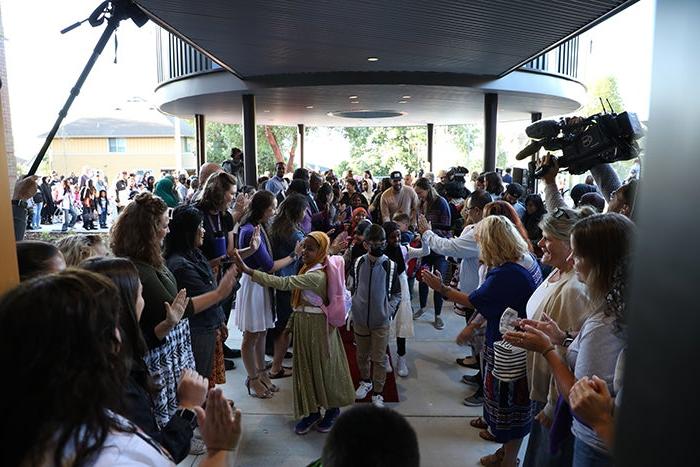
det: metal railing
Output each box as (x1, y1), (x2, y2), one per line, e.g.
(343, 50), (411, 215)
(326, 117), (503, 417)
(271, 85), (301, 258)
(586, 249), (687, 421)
(156, 28), (581, 83)
(521, 36), (580, 80)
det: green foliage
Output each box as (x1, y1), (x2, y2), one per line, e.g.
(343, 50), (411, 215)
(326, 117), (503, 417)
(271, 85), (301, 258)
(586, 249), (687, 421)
(581, 75), (625, 117)
(340, 126), (427, 176)
(204, 123), (298, 175)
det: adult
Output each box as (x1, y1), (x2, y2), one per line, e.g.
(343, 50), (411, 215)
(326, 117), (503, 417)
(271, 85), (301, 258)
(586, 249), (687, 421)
(221, 148), (245, 190)
(311, 182), (337, 233)
(310, 172), (324, 198)
(111, 192), (197, 427)
(422, 215), (538, 467)
(515, 207), (592, 467)
(503, 182), (527, 220)
(154, 176), (181, 208)
(523, 194), (547, 256)
(265, 161), (289, 196)
(380, 171), (420, 226)
(412, 177), (452, 330)
(55, 234), (108, 267)
(176, 173), (189, 203)
(338, 178), (359, 207)
(235, 190), (301, 398)
(233, 232), (355, 434)
(268, 194), (309, 378)
(81, 257), (203, 463)
(0, 269), (241, 467)
(191, 162), (223, 203)
(39, 176), (56, 224)
(579, 192), (606, 213)
(483, 171), (505, 198)
(281, 178), (314, 233)
(30, 185), (44, 230)
(115, 170), (129, 213)
(10, 176), (39, 240)
(506, 213), (633, 466)
(59, 179), (78, 232)
(15, 240), (66, 281)
(165, 205), (240, 380)
(80, 179), (97, 230)
(360, 179), (374, 204)
(502, 168), (513, 184)
(145, 175), (156, 193)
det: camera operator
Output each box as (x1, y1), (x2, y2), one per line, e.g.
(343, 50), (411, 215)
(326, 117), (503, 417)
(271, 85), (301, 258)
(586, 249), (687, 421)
(539, 154), (637, 219)
(221, 148), (245, 191)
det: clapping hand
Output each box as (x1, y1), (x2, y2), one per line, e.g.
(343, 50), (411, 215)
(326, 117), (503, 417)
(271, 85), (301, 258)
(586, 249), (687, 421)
(250, 225), (262, 252)
(217, 265), (239, 297)
(569, 375), (614, 429)
(165, 289), (190, 326)
(417, 214), (432, 235)
(517, 313), (566, 345)
(503, 324), (552, 353)
(231, 250), (253, 275)
(421, 269), (443, 292)
(194, 388), (242, 453)
(293, 240), (304, 258)
(177, 368), (208, 409)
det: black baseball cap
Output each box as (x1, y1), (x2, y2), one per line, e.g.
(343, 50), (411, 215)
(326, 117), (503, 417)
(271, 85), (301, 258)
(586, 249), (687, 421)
(505, 182), (525, 198)
(390, 171), (403, 181)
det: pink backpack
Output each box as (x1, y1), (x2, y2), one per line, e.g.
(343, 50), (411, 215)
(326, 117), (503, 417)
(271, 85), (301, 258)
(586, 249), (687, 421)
(321, 255), (351, 327)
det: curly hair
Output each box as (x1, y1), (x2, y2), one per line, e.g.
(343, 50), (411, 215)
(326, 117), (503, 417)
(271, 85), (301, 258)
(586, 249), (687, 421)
(110, 192), (167, 268)
(0, 269), (127, 467)
(198, 171), (237, 212)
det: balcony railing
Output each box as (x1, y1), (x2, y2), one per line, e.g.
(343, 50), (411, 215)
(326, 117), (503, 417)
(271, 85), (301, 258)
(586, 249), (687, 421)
(521, 36), (580, 80)
(156, 28), (581, 83)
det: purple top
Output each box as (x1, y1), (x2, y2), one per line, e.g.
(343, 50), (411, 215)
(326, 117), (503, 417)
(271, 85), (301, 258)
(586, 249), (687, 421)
(239, 222), (274, 272)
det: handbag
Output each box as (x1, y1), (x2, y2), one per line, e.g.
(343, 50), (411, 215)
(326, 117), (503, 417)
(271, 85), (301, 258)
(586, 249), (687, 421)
(492, 340), (527, 382)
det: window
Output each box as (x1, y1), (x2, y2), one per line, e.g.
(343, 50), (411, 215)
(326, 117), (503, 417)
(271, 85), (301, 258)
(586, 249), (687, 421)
(108, 137), (127, 153)
(181, 137), (193, 153)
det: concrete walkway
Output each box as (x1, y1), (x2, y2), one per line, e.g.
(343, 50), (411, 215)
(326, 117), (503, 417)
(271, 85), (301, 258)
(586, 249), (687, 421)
(183, 300), (530, 466)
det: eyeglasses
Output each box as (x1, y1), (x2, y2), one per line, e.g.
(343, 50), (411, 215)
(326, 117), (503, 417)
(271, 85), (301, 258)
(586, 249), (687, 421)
(552, 208), (572, 220)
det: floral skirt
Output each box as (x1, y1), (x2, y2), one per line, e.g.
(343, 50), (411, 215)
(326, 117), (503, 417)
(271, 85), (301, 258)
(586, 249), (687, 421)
(144, 319), (196, 428)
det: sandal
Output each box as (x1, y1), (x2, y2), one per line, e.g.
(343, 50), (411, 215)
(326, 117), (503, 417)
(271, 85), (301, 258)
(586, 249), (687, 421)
(259, 371), (280, 392)
(245, 376), (272, 399)
(470, 417), (488, 429)
(479, 448), (520, 466)
(269, 368), (293, 379)
(456, 356), (480, 369)
(479, 429), (498, 442)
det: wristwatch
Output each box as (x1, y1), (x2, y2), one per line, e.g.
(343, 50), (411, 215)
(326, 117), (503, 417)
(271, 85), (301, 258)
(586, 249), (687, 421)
(175, 407), (198, 428)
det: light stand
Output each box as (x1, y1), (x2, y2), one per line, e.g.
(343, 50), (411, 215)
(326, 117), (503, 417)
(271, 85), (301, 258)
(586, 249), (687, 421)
(27, 0), (148, 176)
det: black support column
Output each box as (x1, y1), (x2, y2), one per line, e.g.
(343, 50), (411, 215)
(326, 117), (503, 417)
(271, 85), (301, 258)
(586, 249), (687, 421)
(483, 93), (498, 172)
(427, 123), (434, 173)
(242, 94), (257, 186)
(195, 114), (206, 170)
(298, 124), (305, 168)
(528, 112), (542, 194)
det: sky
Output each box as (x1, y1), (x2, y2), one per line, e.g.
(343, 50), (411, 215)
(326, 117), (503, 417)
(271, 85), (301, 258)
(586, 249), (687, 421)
(1, 0), (656, 166)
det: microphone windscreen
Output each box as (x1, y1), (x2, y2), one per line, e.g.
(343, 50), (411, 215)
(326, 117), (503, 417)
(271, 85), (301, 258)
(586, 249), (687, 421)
(515, 141), (543, 160)
(526, 120), (560, 139)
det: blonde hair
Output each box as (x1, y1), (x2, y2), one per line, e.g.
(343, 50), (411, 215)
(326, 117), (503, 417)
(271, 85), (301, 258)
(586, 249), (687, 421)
(476, 215), (529, 267)
(55, 234), (106, 267)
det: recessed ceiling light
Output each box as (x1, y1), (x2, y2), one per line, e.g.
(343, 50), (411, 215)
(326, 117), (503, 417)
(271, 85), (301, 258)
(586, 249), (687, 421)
(402, 95), (411, 99)
(305, 105), (314, 109)
(367, 57), (379, 62)
(351, 100), (360, 104)
(263, 110), (270, 113)
(398, 101), (407, 104)
(348, 95), (358, 99)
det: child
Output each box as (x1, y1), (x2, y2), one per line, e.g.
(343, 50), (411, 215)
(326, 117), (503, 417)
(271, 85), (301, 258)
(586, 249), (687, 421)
(382, 222), (429, 377)
(349, 224), (401, 407)
(96, 189), (109, 229)
(393, 212), (420, 303)
(343, 219), (372, 285)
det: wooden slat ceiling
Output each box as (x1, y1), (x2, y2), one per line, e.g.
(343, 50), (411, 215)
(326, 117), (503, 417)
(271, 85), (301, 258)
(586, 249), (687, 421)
(135, 0), (635, 80)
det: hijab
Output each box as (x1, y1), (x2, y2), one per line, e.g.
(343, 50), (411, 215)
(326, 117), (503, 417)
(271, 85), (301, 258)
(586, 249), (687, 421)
(153, 176), (179, 208)
(291, 232), (330, 309)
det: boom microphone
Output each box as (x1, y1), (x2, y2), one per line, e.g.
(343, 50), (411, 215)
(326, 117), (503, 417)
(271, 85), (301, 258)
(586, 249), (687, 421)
(515, 140), (543, 160)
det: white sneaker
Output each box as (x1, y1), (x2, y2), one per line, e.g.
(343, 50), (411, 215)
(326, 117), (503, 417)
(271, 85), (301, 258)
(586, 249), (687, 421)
(385, 354), (393, 373)
(371, 394), (385, 408)
(396, 355), (409, 377)
(355, 380), (373, 400)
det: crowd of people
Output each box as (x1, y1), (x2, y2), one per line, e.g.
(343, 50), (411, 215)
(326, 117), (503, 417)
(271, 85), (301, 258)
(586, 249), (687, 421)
(6, 144), (639, 466)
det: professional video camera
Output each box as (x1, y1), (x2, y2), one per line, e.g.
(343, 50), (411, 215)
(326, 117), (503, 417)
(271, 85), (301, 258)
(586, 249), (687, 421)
(515, 106), (644, 178)
(446, 166), (469, 183)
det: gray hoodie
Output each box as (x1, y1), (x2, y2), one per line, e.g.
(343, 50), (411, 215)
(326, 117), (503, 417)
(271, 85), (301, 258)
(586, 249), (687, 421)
(350, 254), (402, 329)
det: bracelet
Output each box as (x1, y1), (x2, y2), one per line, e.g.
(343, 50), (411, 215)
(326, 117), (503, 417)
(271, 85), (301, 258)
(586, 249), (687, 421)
(542, 345), (556, 357)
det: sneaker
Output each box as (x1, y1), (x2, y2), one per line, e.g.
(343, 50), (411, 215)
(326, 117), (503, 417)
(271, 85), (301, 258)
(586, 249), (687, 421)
(434, 316), (445, 330)
(396, 355), (409, 377)
(412, 308), (425, 320)
(316, 408), (340, 433)
(371, 394), (385, 408)
(355, 380), (373, 400)
(461, 373), (481, 385)
(189, 434), (206, 455)
(463, 391), (484, 407)
(294, 412), (321, 435)
(385, 354), (393, 373)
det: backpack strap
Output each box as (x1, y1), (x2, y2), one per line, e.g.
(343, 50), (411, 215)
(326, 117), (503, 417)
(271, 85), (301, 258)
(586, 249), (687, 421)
(352, 256), (365, 293)
(383, 258), (396, 296)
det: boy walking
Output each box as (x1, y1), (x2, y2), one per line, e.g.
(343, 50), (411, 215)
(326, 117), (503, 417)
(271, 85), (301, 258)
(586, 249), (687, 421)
(350, 224), (401, 407)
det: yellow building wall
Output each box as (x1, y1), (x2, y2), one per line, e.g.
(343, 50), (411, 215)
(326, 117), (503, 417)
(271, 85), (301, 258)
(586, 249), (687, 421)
(47, 136), (195, 183)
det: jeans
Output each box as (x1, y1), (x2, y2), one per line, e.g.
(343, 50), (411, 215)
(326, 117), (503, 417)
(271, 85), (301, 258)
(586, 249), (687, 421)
(418, 253), (449, 316)
(99, 210), (107, 227)
(62, 206), (77, 230)
(32, 202), (43, 228)
(573, 438), (612, 467)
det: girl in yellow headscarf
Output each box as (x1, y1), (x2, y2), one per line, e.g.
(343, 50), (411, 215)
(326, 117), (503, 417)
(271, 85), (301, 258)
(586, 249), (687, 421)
(233, 231), (355, 435)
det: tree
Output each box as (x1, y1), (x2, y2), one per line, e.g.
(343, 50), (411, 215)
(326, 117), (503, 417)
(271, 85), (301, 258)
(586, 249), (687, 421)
(340, 126), (427, 177)
(581, 75), (625, 117)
